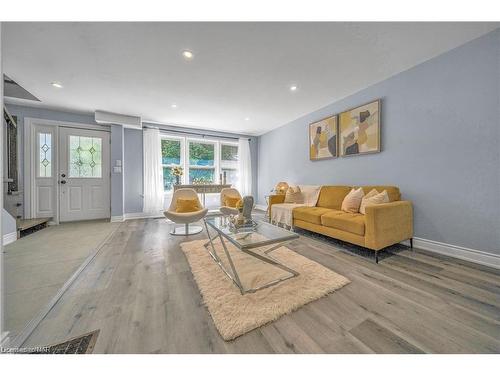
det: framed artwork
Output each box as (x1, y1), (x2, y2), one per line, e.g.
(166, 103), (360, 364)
(309, 115), (338, 160)
(339, 99), (381, 157)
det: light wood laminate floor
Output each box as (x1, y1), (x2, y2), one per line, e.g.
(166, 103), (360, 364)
(4, 220), (120, 339)
(21, 218), (500, 353)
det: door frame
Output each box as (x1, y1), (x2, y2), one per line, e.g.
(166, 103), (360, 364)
(24, 117), (110, 224)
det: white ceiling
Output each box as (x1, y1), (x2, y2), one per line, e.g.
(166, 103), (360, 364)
(3, 22), (498, 135)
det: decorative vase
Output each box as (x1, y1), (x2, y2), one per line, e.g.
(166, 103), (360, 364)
(175, 175), (180, 185)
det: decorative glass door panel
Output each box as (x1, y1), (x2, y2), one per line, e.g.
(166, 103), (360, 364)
(69, 136), (102, 178)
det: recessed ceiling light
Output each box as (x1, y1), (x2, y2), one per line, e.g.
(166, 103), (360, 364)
(289, 85), (298, 92)
(244, 117), (250, 121)
(182, 50), (194, 60)
(51, 82), (63, 88)
(171, 104), (178, 109)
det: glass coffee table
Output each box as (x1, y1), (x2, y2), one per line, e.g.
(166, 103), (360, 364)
(203, 216), (300, 294)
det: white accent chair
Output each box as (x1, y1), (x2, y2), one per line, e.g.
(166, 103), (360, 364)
(219, 188), (242, 217)
(164, 188), (208, 235)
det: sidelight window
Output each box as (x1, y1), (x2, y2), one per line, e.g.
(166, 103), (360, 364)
(38, 132), (52, 178)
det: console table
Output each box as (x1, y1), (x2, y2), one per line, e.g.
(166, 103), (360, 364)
(173, 184), (232, 206)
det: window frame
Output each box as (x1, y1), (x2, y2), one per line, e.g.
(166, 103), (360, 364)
(186, 137), (218, 185)
(160, 134), (239, 194)
(219, 141), (239, 186)
(161, 135), (185, 192)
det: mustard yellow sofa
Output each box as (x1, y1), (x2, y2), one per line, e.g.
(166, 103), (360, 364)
(269, 185), (413, 262)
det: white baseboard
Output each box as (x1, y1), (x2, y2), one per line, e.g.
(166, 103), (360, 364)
(2, 231), (17, 245)
(255, 204), (267, 211)
(406, 237), (500, 270)
(114, 214), (162, 222)
(123, 212), (164, 220)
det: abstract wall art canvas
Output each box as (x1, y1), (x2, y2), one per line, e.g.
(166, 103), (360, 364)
(339, 99), (381, 157)
(309, 115), (338, 160)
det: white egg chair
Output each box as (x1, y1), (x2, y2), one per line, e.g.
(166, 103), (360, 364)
(164, 188), (208, 235)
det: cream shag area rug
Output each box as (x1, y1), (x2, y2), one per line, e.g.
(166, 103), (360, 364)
(180, 239), (350, 341)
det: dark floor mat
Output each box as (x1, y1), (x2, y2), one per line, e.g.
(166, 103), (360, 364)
(30, 330), (99, 354)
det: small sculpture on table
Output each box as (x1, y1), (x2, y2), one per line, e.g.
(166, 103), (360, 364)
(230, 196), (257, 230)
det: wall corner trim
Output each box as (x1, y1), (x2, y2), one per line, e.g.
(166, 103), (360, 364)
(402, 237), (500, 269)
(2, 232), (17, 246)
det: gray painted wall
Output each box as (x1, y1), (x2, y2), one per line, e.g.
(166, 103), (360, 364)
(258, 29), (500, 254)
(124, 129), (143, 214)
(110, 125), (125, 217)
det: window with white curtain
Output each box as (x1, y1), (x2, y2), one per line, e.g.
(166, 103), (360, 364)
(160, 135), (239, 193)
(220, 142), (238, 186)
(161, 136), (184, 191)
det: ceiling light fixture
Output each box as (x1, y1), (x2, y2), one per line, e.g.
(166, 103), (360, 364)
(51, 82), (63, 88)
(289, 85), (298, 92)
(171, 104), (178, 109)
(244, 117), (250, 121)
(182, 50), (194, 60)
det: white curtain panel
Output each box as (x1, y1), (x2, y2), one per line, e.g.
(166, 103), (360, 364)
(237, 138), (252, 197)
(143, 127), (164, 213)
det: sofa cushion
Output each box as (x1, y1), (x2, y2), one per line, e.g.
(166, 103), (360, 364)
(321, 210), (366, 236)
(292, 206), (333, 225)
(316, 186), (352, 209)
(359, 186), (400, 202)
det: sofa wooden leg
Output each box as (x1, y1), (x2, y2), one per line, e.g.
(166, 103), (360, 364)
(375, 251), (379, 264)
(410, 238), (414, 250)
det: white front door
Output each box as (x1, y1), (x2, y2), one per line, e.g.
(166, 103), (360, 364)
(58, 127), (110, 222)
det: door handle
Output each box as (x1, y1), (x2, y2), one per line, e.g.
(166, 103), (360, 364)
(60, 180), (67, 184)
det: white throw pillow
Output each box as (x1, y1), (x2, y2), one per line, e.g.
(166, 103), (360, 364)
(360, 190), (390, 214)
(341, 187), (365, 213)
(298, 185), (322, 206)
(359, 189), (379, 214)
